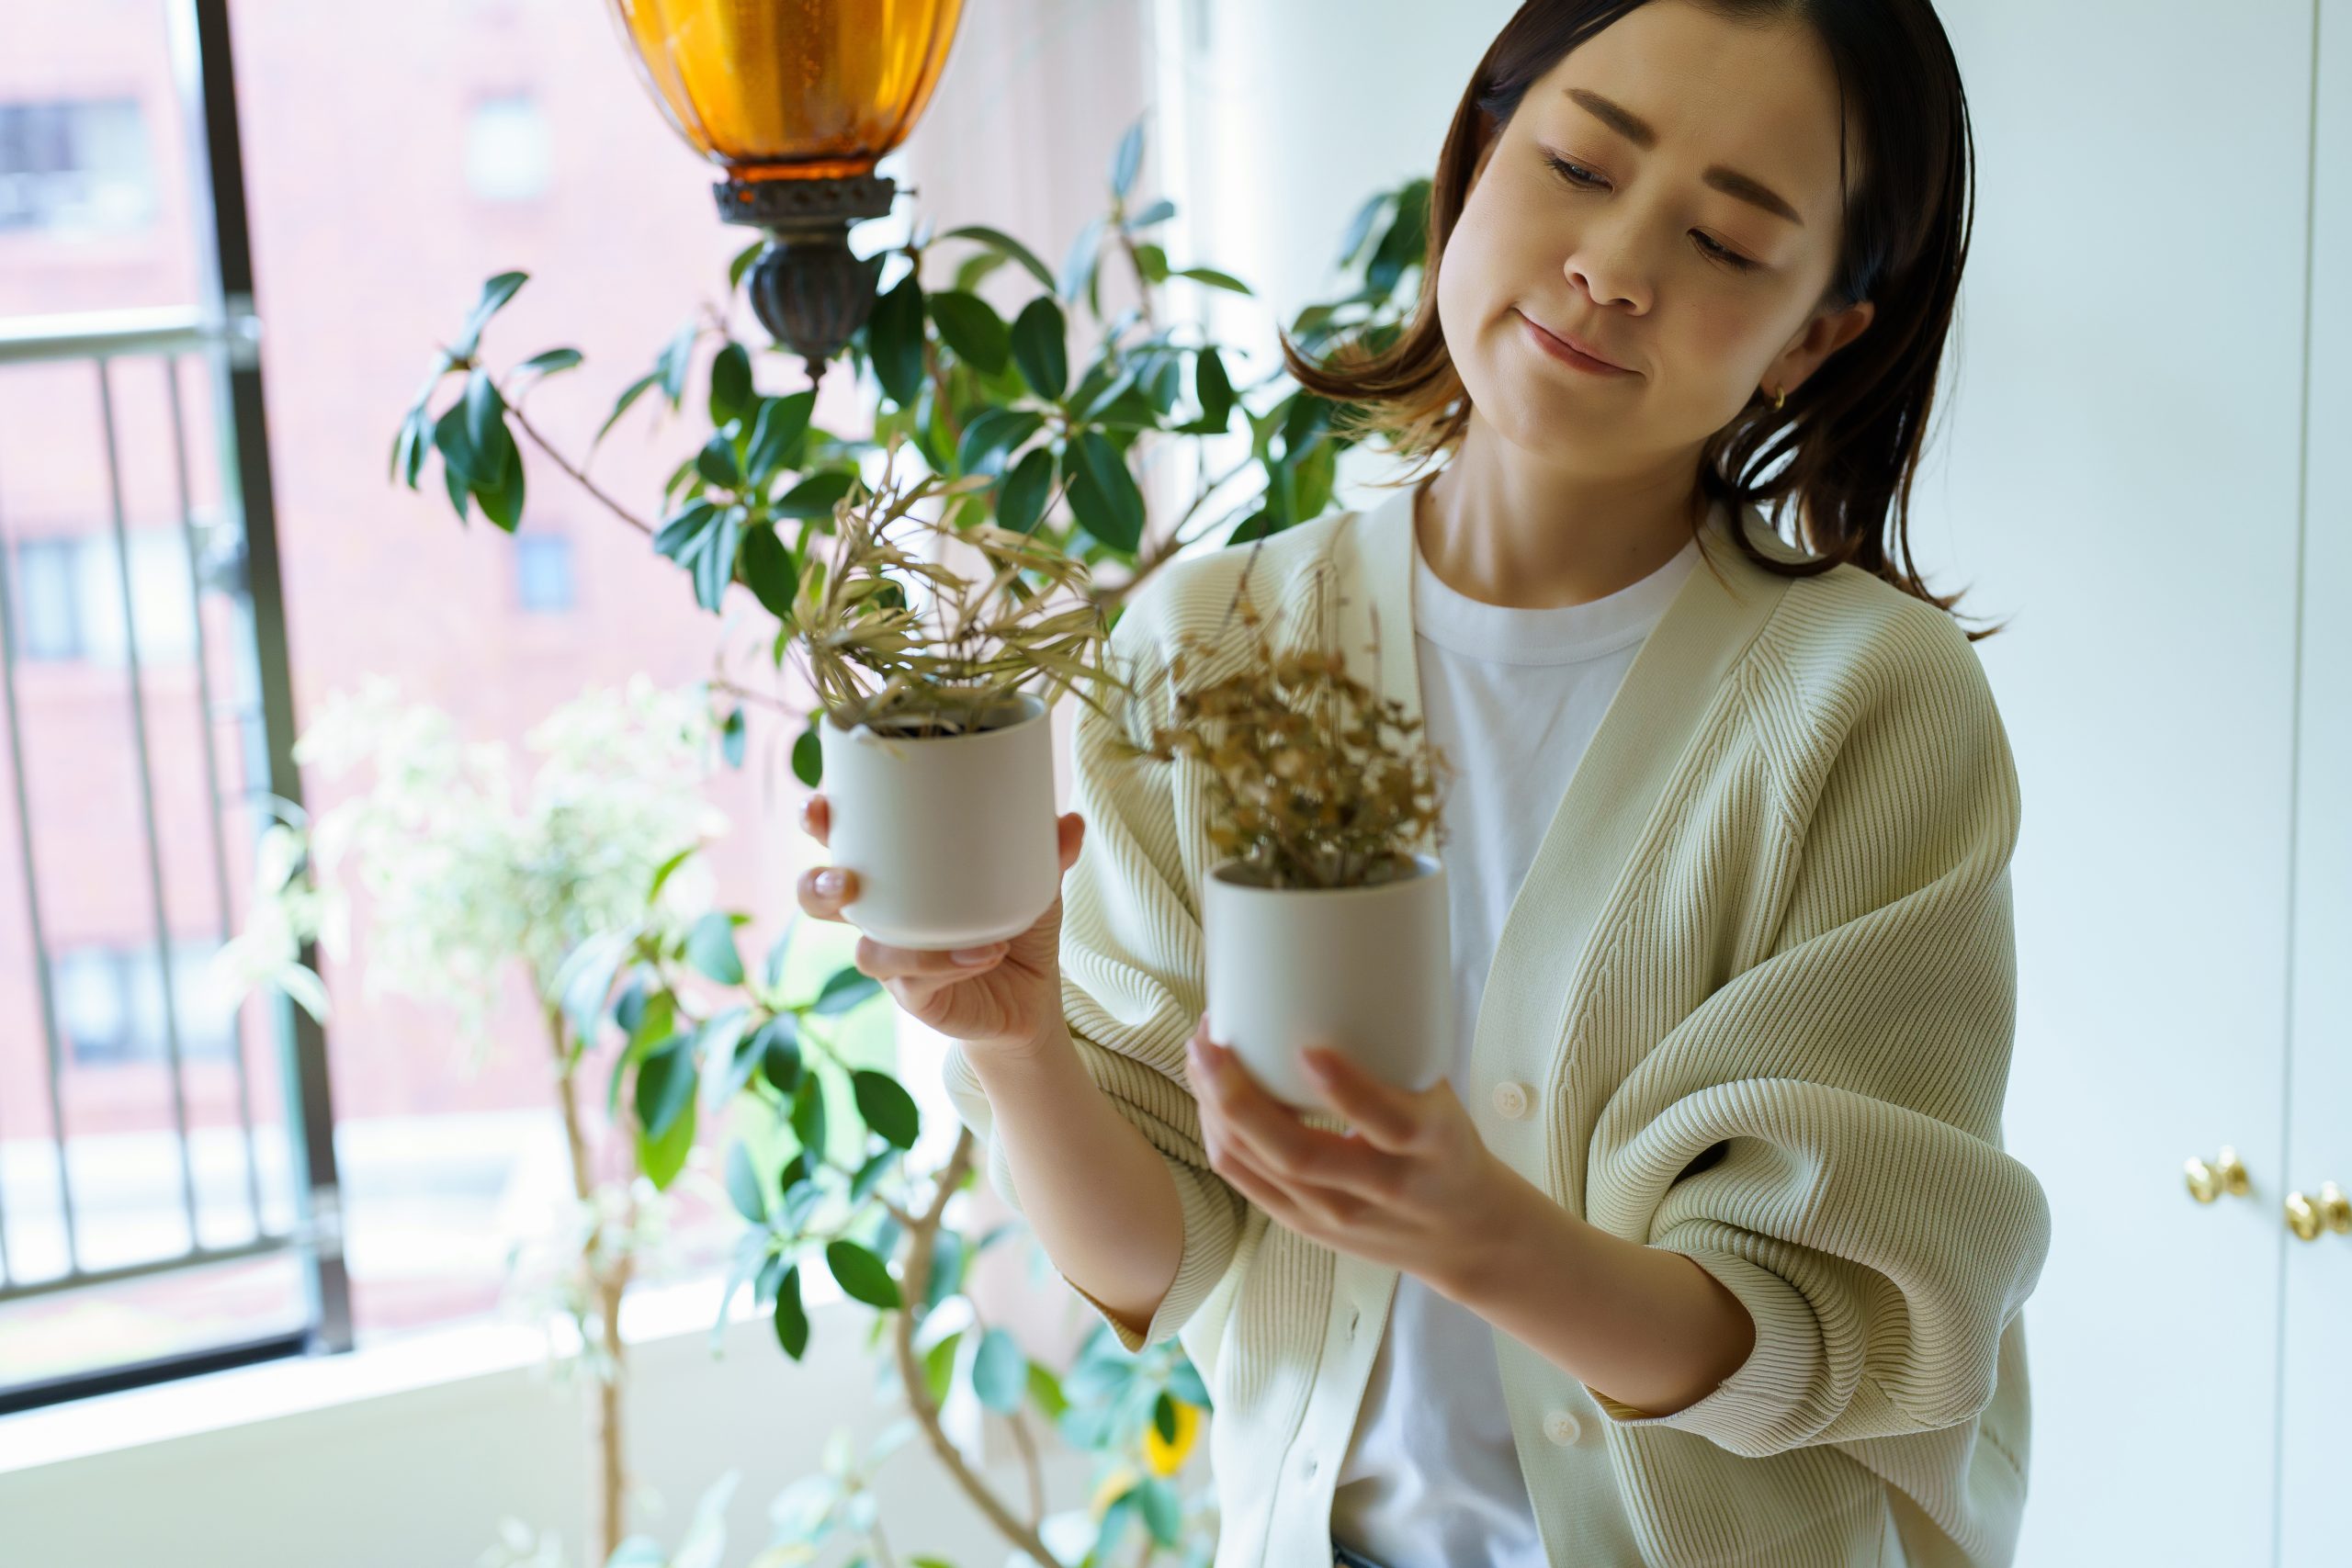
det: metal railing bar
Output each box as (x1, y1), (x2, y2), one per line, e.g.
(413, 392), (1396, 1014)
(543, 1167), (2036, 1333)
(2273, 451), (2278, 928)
(0, 306), (239, 368)
(165, 353), (266, 1237)
(0, 445), (81, 1283)
(0, 1327), (309, 1417)
(95, 357), (205, 1251)
(0, 1234), (297, 1307)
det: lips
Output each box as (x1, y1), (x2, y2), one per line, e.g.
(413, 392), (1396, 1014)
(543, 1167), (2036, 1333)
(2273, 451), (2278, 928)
(1520, 310), (1634, 373)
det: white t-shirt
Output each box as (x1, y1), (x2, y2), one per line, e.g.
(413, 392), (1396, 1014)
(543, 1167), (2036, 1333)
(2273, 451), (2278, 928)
(1328, 505), (1706, 1568)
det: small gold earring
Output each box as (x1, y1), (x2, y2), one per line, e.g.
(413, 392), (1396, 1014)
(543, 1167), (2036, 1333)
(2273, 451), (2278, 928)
(1771, 384), (1788, 411)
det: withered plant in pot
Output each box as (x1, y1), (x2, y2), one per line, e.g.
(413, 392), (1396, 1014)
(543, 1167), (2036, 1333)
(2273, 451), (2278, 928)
(795, 433), (1127, 952)
(1107, 557), (1457, 1110)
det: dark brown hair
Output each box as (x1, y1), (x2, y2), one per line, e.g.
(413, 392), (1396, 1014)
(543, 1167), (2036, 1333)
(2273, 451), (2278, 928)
(1283, 0), (2002, 638)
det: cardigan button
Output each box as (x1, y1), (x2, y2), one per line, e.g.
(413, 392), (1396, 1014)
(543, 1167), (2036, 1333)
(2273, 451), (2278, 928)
(1543, 1409), (1584, 1446)
(1492, 1080), (1532, 1120)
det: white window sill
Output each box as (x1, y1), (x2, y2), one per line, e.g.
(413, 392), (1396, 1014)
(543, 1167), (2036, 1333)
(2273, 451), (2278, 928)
(0, 1268), (836, 1475)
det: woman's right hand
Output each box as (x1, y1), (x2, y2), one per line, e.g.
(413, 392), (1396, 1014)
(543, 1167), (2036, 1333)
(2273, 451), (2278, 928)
(796, 793), (1087, 1057)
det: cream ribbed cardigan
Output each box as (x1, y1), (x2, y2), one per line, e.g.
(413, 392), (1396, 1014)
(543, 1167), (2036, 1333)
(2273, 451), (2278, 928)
(942, 479), (2051, 1568)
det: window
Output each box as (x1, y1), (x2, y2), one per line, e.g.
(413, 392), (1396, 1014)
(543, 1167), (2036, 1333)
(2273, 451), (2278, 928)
(6, 530), (198, 665)
(463, 95), (550, 203)
(514, 531), (574, 613)
(52, 942), (240, 1066)
(0, 99), (155, 234)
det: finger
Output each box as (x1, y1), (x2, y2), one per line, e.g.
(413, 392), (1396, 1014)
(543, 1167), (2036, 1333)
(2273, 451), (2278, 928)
(1057, 811), (1085, 874)
(798, 794), (830, 847)
(1190, 1035), (1395, 1196)
(796, 863), (856, 920)
(854, 934), (1008, 981)
(1300, 1044), (1422, 1153)
(1212, 1132), (1363, 1235)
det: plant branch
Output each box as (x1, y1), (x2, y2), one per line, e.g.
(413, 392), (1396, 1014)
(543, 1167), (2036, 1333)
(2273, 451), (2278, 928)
(506, 399), (655, 537)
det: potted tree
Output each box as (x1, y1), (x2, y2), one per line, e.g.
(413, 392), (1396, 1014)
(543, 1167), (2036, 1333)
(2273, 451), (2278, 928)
(1108, 557), (1457, 1110)
(791, 432), (1126, 950)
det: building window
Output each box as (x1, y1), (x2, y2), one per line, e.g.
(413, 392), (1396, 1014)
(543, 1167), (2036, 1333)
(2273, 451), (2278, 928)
(0, 99), (155, 234)
(514, 532), (575, 613)
(52, 942), (239, 1066)
(7, 531), (198, 666)
(463, 95), (550, 203)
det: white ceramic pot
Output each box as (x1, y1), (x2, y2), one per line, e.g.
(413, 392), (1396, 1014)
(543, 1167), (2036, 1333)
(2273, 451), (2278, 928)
(1202, 852), (1452, 1110)
(817, 691), (1061, 951)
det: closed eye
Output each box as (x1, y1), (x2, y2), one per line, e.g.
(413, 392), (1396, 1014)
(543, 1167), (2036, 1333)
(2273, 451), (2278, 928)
(1542, 152), (1759, 273)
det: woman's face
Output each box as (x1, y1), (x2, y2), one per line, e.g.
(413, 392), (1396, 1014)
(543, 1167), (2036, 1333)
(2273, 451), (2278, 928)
(1436, 0), (1876, 471)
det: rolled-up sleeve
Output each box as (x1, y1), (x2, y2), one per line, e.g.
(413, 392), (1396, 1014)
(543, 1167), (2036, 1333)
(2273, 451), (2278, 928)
(1581, 610), (2052, 1459)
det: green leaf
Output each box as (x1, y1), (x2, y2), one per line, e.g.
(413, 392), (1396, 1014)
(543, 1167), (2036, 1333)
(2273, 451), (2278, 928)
(695, 429), (743, 491)
(725, 1141), (768, 1223)
(1168, 1358), (1212, 1409)
(594, 370), (661, 451)
(635, 1035), (697, 1141)
(825, 1240), (901, 1309)
(954, 407), (1042, 479)
(851, 1069), (921, 1149)
(729, 238), (764, 294)
(972, 1326), (1026, 1414)
(720, 705), (747, 768)
(936, 225), (1057, 293)
(1126, 196), (1176, 230)
(693, 505), (743, 613)
(811, 965), (883, 1017)
(513, 345), (582, 383)
(708, 340), (752, 427)
(928, 289), (1010, 374)
(636, 1082), (696, 1189)
(433, 398), (480, 485)
(1175, 265), (1252, 297)
(1065, 430), (1145, 552)
(452, 270), (528, 359)
(753, 1012), (802, 1095)
(465, 370), (515, 483)
(791, 1072), (828, 1162)
(390, 406), (427, 489)
(1058, 215), (1105, 305)
(1194, 345), (1234, 433)
(746, 390), (815, 486)
(686, 910), (745, 985)
(1137, 1477), (1183, 1546)
(741, 525), (798, 619)
(792, 724), (823, 787)
(995, 446), (1056, 535)
(775, 468), (856, 521)
(774, 1264), (809, 1359)
(867, 272), (925, 407)
(1027, 1360), (1069, 1422)
(1110, 118), (1145, 199)
(657, 319), (698, 408)
(1153, 1390), (1179, 1442)
(474, 449), (525, 531)
(1010, 297), (1069, 400)
(555, 928), (634, 1048)
(849, 1146), (898, 1204)
(921, 1331), (962, 1403)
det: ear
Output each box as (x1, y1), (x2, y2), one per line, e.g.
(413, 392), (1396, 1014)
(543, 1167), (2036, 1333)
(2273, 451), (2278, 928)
(1769, 297), (1876, 398)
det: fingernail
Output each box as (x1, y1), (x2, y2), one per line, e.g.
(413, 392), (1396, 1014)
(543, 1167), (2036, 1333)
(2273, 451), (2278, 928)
(952, 944), (1004, 965)
(814, 869), (844, 896)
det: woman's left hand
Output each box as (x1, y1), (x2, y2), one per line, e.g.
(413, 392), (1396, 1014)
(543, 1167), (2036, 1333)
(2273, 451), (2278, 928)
(1183, 1014), (1521, 1295)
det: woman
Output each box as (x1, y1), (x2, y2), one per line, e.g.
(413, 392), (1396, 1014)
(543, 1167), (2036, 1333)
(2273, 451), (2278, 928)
(798, 1), (2051, 1564)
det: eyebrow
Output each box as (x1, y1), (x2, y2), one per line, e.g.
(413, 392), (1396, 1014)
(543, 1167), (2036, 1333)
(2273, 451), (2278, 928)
(1562, 87), (1805, 227)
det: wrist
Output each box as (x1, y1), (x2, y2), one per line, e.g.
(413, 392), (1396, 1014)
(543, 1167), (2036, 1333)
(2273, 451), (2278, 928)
(1434, 1158), (1573, 1305)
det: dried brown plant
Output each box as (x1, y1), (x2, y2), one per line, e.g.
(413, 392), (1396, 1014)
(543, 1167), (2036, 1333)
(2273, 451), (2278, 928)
(1103, 545), (1453, 890)
(789, 433), (1128, 737)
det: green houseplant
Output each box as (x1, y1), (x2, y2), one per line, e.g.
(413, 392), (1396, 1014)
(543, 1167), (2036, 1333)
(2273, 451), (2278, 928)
(370, 120), (1430, 1566)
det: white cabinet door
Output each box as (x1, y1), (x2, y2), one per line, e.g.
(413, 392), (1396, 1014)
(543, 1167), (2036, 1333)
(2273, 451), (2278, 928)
(2279, 6), (2352, 1565)
(1937, 6), (2314, 1564)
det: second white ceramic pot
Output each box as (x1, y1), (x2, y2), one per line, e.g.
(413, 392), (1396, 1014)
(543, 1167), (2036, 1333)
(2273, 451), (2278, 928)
(1202, 852), (1452, 1110)
(817, 690), (1061, 951)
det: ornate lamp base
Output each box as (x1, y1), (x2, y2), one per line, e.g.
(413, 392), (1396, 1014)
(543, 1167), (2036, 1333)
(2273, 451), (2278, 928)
(716, 171), (896, 387)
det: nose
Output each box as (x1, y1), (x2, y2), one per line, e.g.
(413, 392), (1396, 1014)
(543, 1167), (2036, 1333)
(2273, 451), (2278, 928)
(1563, 220), (1651, 315)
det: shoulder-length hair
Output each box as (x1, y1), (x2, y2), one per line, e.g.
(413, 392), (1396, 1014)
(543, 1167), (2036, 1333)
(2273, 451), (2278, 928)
(1283, 0), (2000, 638)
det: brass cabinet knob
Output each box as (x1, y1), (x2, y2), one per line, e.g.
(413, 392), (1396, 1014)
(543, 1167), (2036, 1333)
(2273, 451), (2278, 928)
(2285, 1180), (2351, 1242)
(2184, 1145), (2253, 1204)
